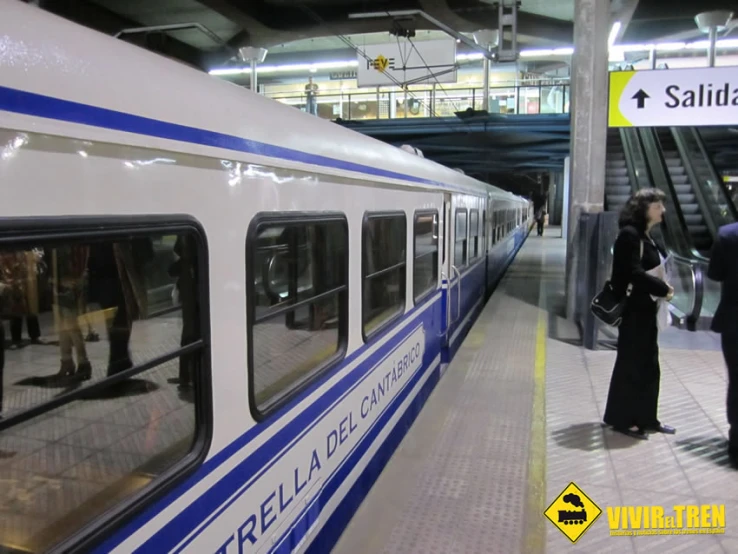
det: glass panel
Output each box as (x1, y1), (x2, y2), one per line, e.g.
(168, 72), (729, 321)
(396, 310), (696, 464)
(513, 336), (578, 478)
(454, 210), (468, 267)
(469, 210), (479, 259)
(250, 218), (347, 411)
(253, 294), (340, 407)
(414, 212), (438, 301)
(0, 229), (201, 553)
(363, 215), (406, 335)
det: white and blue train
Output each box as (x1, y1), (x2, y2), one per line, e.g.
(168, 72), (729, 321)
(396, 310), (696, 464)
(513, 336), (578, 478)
(0, 2), (532, 553)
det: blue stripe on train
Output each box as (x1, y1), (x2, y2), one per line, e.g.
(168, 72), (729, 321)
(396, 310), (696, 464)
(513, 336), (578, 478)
(0, 85), (472, 194)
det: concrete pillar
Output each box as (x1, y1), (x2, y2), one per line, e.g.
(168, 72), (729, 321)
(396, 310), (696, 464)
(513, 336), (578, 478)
(565, 0), (609, 318)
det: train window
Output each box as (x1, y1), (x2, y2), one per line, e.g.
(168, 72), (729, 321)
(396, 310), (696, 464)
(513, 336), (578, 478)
(0, 223), (206, 554)
(482, 210), (487, 254)
(454, 209), (468, 267)
(248, 214), (348, 414)
(413, 211), (438, 303)
(469, 210), (479, 260)
(363, 212), (406, 339)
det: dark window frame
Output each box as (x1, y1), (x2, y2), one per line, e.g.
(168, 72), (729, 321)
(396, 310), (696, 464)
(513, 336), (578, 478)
(361, 210), (407, 343)
(245, 212), (349, 422)
(0, 215), (212, 554)
(412, 209), (439, 305)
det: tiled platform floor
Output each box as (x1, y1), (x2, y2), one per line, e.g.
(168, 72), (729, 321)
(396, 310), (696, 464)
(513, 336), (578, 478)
(333, 228), (553, 554)
(333, 226), (737, 553)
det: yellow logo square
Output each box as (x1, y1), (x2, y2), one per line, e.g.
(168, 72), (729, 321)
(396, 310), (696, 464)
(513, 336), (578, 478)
(544, 482), (602, 543)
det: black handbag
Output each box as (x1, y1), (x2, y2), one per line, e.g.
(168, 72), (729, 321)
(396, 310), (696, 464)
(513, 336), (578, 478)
(590, 240), (643, 327)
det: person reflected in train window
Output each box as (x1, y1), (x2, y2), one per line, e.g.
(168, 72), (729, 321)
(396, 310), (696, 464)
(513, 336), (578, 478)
(603, 189), (675, 440)
(0, 250), (43, 349)
(87, 237), (154, 376)
(168, 234), (199, 390)
(52, 244), (92, 382)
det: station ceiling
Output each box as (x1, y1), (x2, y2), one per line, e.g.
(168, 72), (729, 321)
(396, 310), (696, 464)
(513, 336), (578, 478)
(32, 0), (737, 179)
(34, 0), (738, 72)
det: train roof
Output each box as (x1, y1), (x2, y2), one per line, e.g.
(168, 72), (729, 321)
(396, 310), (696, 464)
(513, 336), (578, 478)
(0, 1), (526, 203)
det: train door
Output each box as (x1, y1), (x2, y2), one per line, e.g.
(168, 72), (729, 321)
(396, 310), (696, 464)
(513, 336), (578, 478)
(441, 193), (454, 352)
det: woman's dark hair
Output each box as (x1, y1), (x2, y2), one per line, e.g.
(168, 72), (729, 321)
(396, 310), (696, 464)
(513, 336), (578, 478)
(619, 188), (666, 232)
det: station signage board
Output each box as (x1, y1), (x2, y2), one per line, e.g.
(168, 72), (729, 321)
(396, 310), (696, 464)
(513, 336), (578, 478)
(356, 39), (457, 88)
(608, 66), (738, 127)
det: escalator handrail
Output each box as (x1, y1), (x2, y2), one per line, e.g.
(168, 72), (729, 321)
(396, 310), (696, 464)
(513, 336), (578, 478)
(617, 128), (640, 198)
(668, 127), (719, 242)
(689, 126), (738, 221)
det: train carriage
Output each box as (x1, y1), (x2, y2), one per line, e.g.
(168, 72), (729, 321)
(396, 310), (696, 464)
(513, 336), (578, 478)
(0, 2), (532, 553)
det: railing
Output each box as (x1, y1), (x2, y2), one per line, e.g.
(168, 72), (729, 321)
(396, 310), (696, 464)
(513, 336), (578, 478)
(265, 84), (571, 120)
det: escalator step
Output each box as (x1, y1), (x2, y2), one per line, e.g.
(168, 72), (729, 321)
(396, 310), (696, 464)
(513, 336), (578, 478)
(606, 168), (628, 176)
(677, 195), (697, 205)
(607, 195), (630, 206)
(683, 214), (703, 225)
(605, 185), (630, 193)
(606, 177), (630, 187)
(689, 225), (709, 235)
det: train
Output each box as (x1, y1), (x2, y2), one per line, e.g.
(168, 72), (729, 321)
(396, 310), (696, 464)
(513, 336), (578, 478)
(0, 2), (532, 553)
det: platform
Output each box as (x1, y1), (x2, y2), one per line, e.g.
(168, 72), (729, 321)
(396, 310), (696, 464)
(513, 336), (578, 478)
(332, 226), (738, 554)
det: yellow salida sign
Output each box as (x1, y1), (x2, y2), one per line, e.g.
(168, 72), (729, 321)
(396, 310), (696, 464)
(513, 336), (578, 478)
(544, 482), (602, 543)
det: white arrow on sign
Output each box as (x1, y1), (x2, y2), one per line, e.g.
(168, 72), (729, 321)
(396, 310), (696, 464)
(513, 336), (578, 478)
(609, 66), (738, 127)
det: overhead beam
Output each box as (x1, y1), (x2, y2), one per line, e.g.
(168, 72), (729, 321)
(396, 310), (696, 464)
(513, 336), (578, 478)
(609, 0), (639, 44)
(452, 6), (573, 44)
(37, 0), (206, 69)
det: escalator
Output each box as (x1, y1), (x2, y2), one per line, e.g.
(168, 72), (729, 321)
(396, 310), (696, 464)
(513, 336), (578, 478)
(621, 127), (712, 330)
(604, 128), (631, 213)
(603, 125), (734, 331)
(654, 128), (712, 254)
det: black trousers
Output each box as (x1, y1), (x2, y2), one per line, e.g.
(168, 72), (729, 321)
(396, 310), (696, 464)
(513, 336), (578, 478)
(95, 279), (133, 375)
(722, 330), (738, 453)
(537, 218), (544, 235)
(604, 302), (662, 429)
(10, 315), (40, 343)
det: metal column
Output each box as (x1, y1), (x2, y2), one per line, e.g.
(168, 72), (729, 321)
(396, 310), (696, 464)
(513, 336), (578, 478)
(708, 26), (718, 67)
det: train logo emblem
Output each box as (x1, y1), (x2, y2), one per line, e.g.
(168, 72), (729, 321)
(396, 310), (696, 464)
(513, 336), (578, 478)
(544, 482), (602, 543)
(372, 55), (390, 73)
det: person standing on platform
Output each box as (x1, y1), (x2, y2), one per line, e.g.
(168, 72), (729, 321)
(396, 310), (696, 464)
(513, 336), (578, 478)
(305, 77), (319, 116)
(532, 191), (546, 236)
(603, 188), (675, 440)
(707, 221), (738, 466)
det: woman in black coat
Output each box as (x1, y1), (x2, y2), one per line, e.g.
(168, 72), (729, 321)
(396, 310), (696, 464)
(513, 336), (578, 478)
(603, 188), (675, 439)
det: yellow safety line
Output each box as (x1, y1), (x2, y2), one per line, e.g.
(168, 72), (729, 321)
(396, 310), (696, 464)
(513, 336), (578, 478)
(523, 262), (548, 553)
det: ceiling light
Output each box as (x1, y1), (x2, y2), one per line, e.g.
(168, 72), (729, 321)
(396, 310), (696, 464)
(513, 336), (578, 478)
(608, 21), (621, 47)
